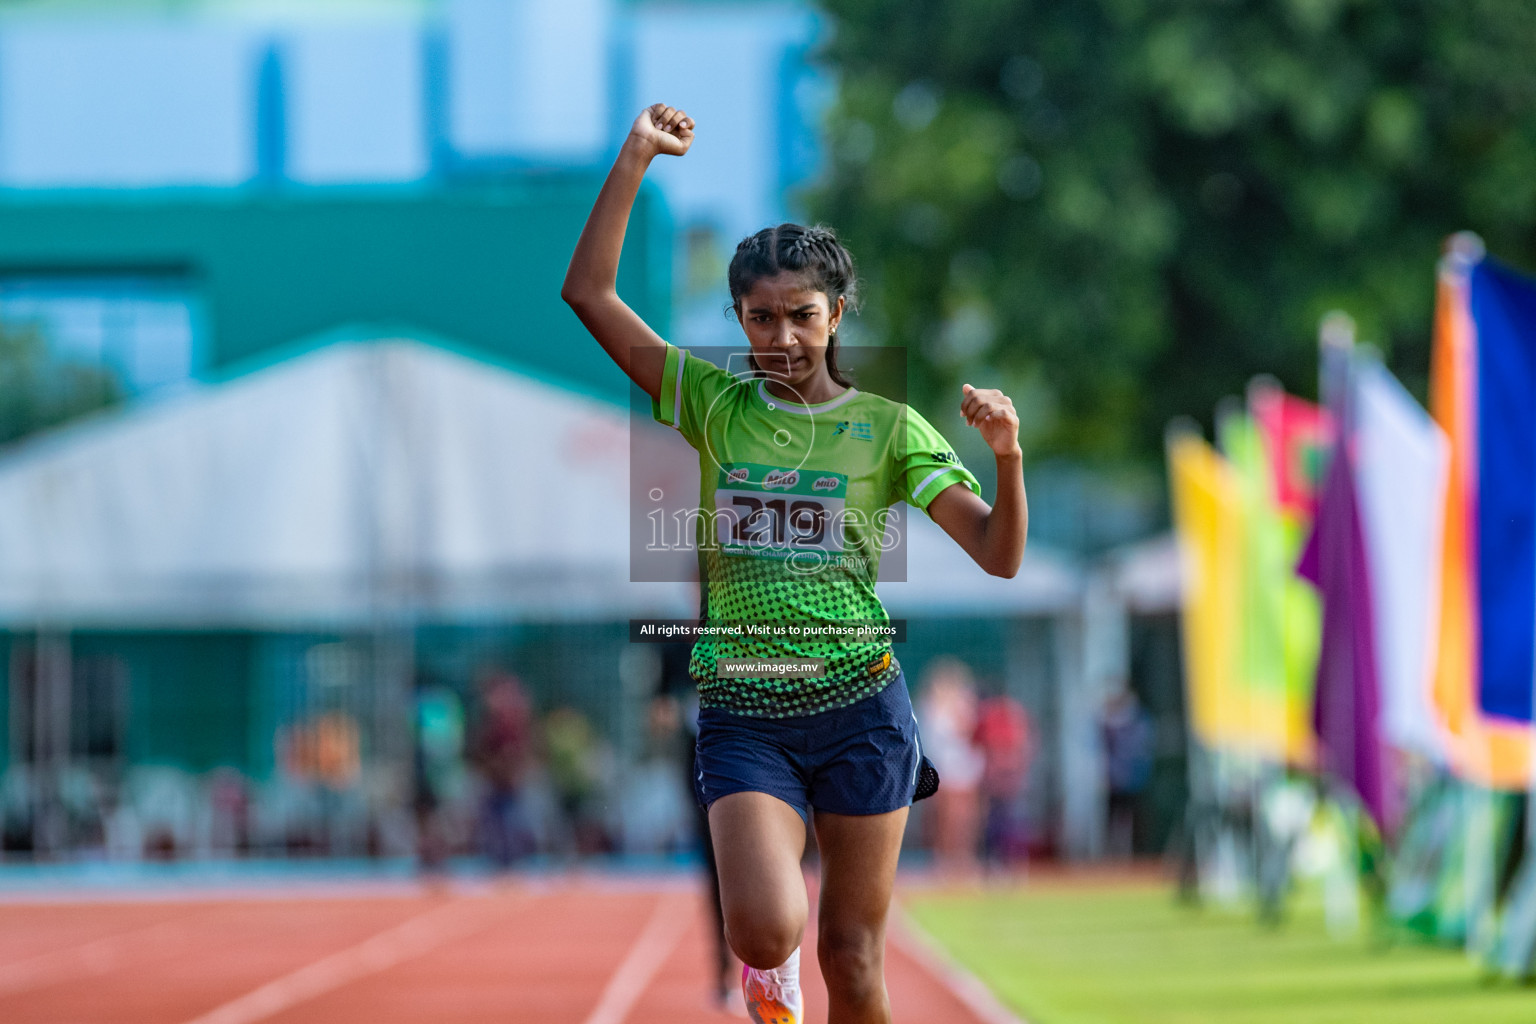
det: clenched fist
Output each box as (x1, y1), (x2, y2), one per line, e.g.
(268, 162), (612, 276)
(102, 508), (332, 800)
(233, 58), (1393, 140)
(628, 103), (695, 158)
(960, 383), (1022, 458)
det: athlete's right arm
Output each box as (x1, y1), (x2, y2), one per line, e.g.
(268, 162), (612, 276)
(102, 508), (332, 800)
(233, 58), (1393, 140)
(561, 104), (694, 403)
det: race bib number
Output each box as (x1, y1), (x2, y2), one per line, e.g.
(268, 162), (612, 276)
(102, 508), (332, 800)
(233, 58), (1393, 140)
(713, 463), (847, 559)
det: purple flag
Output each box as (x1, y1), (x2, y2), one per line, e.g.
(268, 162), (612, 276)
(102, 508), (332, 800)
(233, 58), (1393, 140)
(1298, 352), (1391, 828)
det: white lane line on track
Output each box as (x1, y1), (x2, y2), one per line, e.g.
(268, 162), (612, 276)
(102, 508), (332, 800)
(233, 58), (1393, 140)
(581, 893), (691, 1024)
(0, 915), (199, 996)
(179, 896), (513, 1024)
(889, 905), (1030, 1024)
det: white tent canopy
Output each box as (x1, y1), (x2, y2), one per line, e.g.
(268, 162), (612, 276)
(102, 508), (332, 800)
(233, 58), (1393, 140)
(0, 331), (700, 626)
(1103, 532), (1182, 614)
(0, 330), (1080, 627)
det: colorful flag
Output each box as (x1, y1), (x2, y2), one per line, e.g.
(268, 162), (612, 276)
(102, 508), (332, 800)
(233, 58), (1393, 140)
(1298, 350), (1389, 824)
(1352, 355), (1450, 762)
(1220, 408), (1317, 765)
(1432, 252), (1536, 789)
(1251, 384), (1334, 519)
(1167, 429), (1246, 752)
(1470, 260), (1536, 722)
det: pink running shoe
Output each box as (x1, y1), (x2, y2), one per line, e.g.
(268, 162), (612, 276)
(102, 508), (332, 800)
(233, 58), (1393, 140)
(742, 947), (802, 1024)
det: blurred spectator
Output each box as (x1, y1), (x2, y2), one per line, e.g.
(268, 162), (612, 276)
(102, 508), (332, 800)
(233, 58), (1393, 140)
(973, 694), (1034, 867)
(917, 658), (984, 875)
(544, 705), (612, 855)
(1, 767), (35, 854)
(207, 767), (250, 856)
(122, 766), (199, 860)
(618, 693), (692, 854)
(1101, 685), (1154, 859)
(472, 667), (538, 868)
(313, 712), (365, 855)
(413, 679), (466, 871)
(276, 711), (365, 856)
(311, 713), (362, 788)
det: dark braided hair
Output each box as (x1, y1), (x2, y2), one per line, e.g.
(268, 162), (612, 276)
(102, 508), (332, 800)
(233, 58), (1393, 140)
(728, 223), (860, 388)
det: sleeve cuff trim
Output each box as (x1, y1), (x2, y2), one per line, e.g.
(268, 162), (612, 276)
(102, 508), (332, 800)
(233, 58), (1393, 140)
(669, 348), (686, 428)
(912, 466), (978, 506)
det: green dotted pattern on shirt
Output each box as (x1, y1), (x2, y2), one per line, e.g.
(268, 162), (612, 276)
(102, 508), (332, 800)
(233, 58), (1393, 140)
(692, 548), (901, 716)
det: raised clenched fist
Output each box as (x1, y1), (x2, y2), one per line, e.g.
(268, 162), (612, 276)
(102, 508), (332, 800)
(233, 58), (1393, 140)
(960, 383), (1023, 458)
(628, 103), (695, 158)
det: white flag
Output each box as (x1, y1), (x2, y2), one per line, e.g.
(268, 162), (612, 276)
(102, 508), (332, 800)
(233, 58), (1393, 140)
(1353, 355), (1450, 760)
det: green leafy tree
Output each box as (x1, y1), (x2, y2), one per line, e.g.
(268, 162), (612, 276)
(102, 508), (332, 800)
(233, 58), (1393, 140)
(808, 0), (1536, 464)
(0, 321), (121, 447)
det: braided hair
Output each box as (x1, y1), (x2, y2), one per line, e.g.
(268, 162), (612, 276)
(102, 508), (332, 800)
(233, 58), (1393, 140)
(728, 223), (860, 388)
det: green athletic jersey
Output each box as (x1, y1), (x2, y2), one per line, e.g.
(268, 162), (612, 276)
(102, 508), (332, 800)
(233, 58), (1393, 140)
(652, 343), (980, 716)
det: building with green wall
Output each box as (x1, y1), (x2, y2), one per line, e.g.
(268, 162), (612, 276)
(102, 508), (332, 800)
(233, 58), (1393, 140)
(0, 178), (669, 402)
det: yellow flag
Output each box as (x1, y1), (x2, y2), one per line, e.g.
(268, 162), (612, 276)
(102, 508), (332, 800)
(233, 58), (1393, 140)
(1168, 431), (1246, 750)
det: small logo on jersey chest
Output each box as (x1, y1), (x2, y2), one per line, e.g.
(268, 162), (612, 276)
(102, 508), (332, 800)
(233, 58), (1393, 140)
(762, 469), (800, 490)
(834, 420), (874, 441)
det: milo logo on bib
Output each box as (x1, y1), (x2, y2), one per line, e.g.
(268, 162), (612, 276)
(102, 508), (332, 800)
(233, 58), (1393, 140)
(763, 469), (799, 490)
(714, 463), (848, 559)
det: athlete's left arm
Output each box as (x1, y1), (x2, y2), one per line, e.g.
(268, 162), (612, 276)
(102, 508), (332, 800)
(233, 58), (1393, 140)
(926, 384), (1028, 578)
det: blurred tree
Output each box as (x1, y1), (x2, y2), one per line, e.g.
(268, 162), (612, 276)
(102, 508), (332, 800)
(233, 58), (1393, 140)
(808, 0), (1536, 464)
(0, 321), (121, 447)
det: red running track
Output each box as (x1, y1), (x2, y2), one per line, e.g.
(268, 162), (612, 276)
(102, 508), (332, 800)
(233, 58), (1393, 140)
(0, 876), (1020, 1024)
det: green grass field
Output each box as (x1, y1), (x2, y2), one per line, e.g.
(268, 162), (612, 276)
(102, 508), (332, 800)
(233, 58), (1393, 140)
(906, 878), (1533, 1024)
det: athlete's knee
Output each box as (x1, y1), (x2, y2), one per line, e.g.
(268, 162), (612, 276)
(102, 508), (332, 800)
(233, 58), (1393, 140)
(725, 912), (803, 970)
(816, 922), (885, 1004)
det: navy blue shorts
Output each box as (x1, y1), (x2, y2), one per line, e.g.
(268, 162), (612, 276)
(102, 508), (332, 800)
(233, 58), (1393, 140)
(693, 674), (922, 822)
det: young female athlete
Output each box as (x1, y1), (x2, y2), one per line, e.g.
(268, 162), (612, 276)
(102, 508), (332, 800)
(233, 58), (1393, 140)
(562, 104), (1028, 1024)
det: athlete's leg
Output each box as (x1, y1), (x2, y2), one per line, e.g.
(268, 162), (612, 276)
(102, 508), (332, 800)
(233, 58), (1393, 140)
(812, 807), (909, 1024)
(710, 791), (809, 969)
